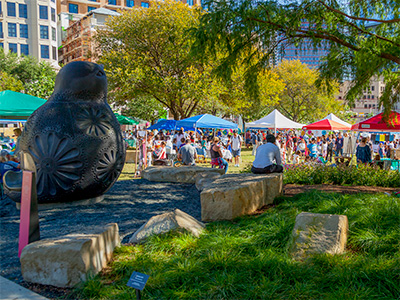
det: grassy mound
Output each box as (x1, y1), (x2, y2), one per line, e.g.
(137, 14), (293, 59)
(71, 191), (400, 299)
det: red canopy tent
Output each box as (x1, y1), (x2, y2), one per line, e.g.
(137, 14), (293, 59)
(351, 111), (400, 132)
(303, 119), (351, 131)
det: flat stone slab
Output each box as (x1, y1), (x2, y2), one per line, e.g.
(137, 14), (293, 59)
(0, 276), (49, 300)
(201, 173), (283, 221)
(195, 172), (223, 191)
(289, 212), (348, 259)
(129, 209), (205, 244)
(20, 223), (120, 288)
(142, 166), (225, 184)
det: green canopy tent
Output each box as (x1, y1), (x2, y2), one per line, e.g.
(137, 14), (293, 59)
(0, 90), (46, 119)
(114, 113), (139, 125)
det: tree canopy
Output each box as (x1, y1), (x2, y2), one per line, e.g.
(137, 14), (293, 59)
(96, 0), (284, 121)
(0, 48), (56, 99)
(96, 0), (215, 120)
(193, 0), (400, 117)
(273, 60), (343, 123)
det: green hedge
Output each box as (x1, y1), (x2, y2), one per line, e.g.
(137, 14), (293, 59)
(284, 164), (400, 187)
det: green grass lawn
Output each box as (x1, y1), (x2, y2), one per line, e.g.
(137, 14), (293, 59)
(70, 191), (400, 300)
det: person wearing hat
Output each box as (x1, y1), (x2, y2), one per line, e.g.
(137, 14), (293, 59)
(231, 130), (242, 167)
(251, 134), (283, 174)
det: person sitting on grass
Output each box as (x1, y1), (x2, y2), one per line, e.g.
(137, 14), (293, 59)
(178, 139), (197, 166)
(373, 154), (384, 169)
(316, 154), (327, 164)
(251, 134), (283, 174)
(153, 142), (168, 166)
(292, 150), (301, 165)
(307, 138), (318, 159)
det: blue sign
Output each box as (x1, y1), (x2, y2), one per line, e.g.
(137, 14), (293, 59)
(127, 272), (149, 291)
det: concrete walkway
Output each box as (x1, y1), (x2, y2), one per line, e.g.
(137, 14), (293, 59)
(0, 276), (49, 300)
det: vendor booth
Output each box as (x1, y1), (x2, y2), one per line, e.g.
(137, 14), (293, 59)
(351, 111), (400, 132)
(175, 114), (238, 130)
(0, 90), (46, 119)
(246, 109), (304, 132)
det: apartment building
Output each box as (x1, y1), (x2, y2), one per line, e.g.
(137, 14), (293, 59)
(58, 0), (201, 64)
(58, 7), (119, 65)
(57, 0), (201, 43)
(0, 0), (59, 68)
(336, 77), (385, 121)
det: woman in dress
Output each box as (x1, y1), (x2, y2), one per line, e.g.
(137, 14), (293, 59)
(356, 137), (372, 164)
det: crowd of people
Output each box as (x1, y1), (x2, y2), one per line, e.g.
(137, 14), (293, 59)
(132, 128), (242, 173)
(129, 127), (400, 175)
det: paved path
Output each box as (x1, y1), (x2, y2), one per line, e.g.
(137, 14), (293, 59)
(0, 276), (49, 300)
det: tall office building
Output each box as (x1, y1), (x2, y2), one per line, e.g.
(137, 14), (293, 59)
(0, 0), (59, 68)
(279, 21), (330, 68)
(280, 40), (330, 68)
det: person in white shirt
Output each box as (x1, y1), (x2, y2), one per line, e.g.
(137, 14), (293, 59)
(251, 134), (283, 174)
(231, 130), (242, 167)
(292, 150), (301, 165)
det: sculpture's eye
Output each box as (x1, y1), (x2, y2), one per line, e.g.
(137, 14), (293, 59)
(96, 70), (104, 77)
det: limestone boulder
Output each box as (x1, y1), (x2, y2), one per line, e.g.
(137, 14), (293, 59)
(129, 209), (205, 244)
(142, 166), (225, 184)
(289, 212), (348, 259)
(201, 173), (283, 221)
(20, 223), (120, 288)
(195, 172), (223, 191)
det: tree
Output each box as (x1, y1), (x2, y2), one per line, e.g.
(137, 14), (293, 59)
(273, 60), (343, 123)
(96, 0), (220, 120)
(0, 71), (24, 92)
(216, 69), (284, 121)
(193, 0), (400, 117)
(0, 48), (56, 99)
(96, 0), (282, 120)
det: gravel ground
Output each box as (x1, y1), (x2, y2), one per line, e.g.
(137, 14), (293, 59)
(0, 179), (201, 288)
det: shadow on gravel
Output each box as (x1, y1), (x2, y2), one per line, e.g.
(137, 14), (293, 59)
(0, 179), (201, 284)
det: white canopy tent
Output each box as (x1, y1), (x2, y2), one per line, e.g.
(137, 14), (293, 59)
(322, 113), (352, 128)
(246, 109), (304, 133)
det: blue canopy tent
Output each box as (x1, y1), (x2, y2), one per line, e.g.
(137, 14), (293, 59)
(147, 119), (202, 133)
(175, 114), (238, 130)
(148, 119), (177, 131)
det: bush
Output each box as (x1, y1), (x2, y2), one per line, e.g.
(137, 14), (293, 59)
(284, 164), (400, 187)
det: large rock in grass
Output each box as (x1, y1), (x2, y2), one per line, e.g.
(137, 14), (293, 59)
(20, 223), (120, 288)
(195, 172), (223, 191)
(201, 173), (283, 221)
(129, 209), (205, 244)
(142, 166), (225, 184)
(289, 212), (348, 260)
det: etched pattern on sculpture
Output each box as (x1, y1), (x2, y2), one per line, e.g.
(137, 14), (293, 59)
(28, 132), (83, 196)
(76, 107), (112, 137)
(96, 148), (124, 184)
